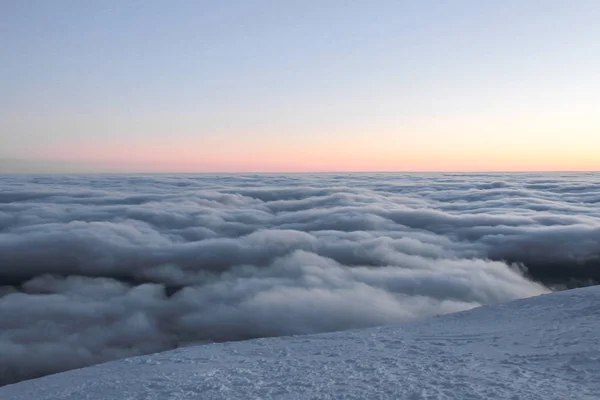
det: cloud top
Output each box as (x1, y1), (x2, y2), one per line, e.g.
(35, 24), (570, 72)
(1, 172), (598, 385)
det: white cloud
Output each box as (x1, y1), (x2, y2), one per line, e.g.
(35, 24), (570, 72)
(1, 172), (598, 384)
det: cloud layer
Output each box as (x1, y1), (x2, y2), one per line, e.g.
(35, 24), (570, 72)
(1, 172), (599, 385)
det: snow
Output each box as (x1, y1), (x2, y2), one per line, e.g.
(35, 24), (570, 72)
(2, 286), (599, 400)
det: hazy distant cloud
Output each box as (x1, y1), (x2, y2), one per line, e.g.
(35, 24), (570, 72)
(0, 172), (599, 385)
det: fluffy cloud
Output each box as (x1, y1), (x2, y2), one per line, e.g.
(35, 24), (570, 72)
(1, 172), (598, 385)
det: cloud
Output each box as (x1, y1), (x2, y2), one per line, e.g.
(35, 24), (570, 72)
(1, 172), (599, 385)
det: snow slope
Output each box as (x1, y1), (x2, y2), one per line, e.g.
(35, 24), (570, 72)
(2, 286), (599, 400)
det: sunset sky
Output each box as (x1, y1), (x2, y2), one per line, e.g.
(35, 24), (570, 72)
(1, 0), (599, 173)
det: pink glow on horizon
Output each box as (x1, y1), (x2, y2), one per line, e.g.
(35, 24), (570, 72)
(30, 121), (600, 173)
(37, 146), (600, 173)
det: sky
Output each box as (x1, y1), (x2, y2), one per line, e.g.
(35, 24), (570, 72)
(1, 0), (599, 173)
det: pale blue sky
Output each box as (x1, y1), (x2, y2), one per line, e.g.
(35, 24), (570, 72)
(1, 1), (599, 172)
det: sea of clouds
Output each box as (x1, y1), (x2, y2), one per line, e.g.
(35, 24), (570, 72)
(1, 172), (599, 385)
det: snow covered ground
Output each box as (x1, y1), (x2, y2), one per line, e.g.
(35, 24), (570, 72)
(2, 285), (599, 400)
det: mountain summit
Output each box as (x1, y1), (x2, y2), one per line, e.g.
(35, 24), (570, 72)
(2, 286), (599, 400)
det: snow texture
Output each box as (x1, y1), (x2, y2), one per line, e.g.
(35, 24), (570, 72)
(2, 285), (599, 400)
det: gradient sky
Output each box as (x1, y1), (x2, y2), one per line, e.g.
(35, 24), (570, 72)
(1, 0), (599, 173)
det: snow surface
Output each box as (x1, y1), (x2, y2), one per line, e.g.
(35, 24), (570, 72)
(2, 286), (599, 400)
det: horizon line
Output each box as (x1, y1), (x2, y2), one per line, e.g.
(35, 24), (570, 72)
(1, 170), (599, 176)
